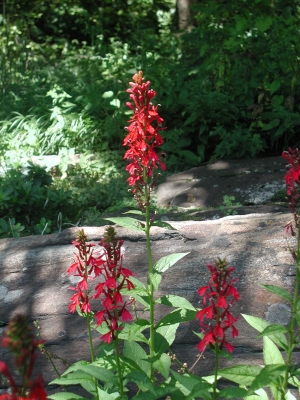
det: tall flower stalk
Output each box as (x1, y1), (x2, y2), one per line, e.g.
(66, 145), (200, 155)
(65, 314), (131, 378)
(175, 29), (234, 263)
(68, 227), (134, 396)
(281, 148), (300, 398)
(123, 70), (166, 383)
(196, 258), (240, 399)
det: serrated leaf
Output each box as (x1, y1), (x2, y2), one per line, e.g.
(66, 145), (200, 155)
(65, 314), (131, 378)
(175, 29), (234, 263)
(153, 352), (171, 379)
(260, 285), (292, 303)
(156, 308), (197, 328)
(249, 364), (286, 392)
(151, 220), (176, 230)
(218, 365), (262, 386)
(104, 217), (145, 231)
(242, 314), (288, 349)
(154, 253), (188, 273)
(263, 336), (284, 365)
(47, 393), (88, 400)
(155, 295), (196, 311)
(123, 341), (151, 378)
(258, 324), (288, 338)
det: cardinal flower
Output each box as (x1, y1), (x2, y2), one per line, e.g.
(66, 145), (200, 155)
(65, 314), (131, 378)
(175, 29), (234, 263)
(196, 258), (239, 353)
(94, 226), (134, 344)
(123, 70), (166, 209)
(0, 315), (47, 399)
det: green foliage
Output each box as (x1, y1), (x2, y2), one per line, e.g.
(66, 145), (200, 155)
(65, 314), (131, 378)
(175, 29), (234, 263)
(0, 163), (73, 236)
(219, 195), (242, 216)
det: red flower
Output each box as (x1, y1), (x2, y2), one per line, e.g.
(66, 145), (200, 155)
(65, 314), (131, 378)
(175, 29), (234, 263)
(67, 229), (104, 314)
(123, 70), (166, 209)
(282, 148), (300, 236)
(196, 258), (239, 353)
(0, 316), (47, 399)
(93, 228), (134, 343)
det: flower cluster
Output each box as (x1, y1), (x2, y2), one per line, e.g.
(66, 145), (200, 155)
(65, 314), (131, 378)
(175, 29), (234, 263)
(0, 315), (47, 400)
(196, 258), (240, 353)
(68, 229), (103, 314)
(67, 227), (135, 344)
(94, 226), (134, 343)
(282, 148), (300, 235)
(123, 70), (166, 208)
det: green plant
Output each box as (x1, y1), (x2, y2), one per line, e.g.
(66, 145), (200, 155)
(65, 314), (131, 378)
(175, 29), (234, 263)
(0, 217), (25, 238)
(219, 195), (242, 216)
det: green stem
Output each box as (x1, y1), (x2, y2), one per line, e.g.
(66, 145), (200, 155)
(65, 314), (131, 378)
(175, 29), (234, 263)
(86, 312), (99, 400)
(145, 202), (155, 383)
(114, 334), (124, 397)
(212, 344), (219, 400)
(281, 229), (300, 398)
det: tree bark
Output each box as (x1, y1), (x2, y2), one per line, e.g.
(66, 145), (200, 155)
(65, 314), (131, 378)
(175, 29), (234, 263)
(177, 0), (195, 31)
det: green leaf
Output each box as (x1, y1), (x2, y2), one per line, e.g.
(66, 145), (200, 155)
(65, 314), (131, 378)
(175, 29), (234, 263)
(285, 390), (297, 400)
(155, 295), (196, 311)
(153, 331), (172, 355)
(156, 324), (179, 348)
(102, 91), (114, 98)
(120, 319), (150, 342)
(96, 389), (121, 400)
(270, 80), (281, 95)
(110, 98), (120, 108)
(125, 370), (155, 394)
(260, 285), (293, 303)
(171, 371), (210, 397)
(104, 217), (145, 231)
(151, 220), (176, 230)
(255, 16), (273, 32)
(123, 341), (151, 378)
(123, 210), (144, 215)
(121, 277), (150, 307)
(249, 364), (286, 392)
(263, 336), (285, 365)
(258, 324), (288, 338)
(47, 393), (88, 400)
(152, 352), (171, 379)
(270, 383), (281, 400)
(242, 314), (288, 349)
(156, 308), (197, 328)
(242, 388), (269, 400)
(149, 271), (162, 291)
(78, 365), (117, 385)
(218, 365), (262, 386)
(218, 387), (248, 398)
(50, 371), (95, 387)
(154, 253), (188, 273)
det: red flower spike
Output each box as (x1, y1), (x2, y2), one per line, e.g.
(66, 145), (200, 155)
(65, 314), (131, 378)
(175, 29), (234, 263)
(94, 228), (135, 342)
(123, 70), (166, 209)
(196, 258), (239, 353)
(0, 316), (47, 399)
(282, 148), (300, 238)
